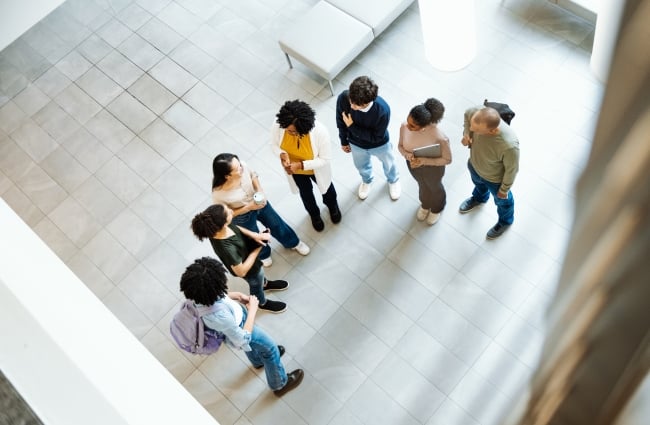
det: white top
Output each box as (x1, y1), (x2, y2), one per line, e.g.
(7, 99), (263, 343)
(222, 295), (244, 326)
(211, 161), (256, 208)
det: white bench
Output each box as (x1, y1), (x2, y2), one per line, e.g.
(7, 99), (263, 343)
(278, 0), (414, 95)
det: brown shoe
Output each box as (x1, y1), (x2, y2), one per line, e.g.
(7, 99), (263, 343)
(274, 369), (304, 396)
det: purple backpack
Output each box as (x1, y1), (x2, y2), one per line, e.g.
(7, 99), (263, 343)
(170, 300), (226, 355)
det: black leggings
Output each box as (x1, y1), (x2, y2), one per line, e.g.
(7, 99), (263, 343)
(292, 174), (338, 217)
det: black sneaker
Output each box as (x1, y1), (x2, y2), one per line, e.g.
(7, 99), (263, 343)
(259, 299), (287, 313)
(311, 214), (324, 231)
(255, 345), (285, 369)
(274, 369), (304, 397)
(264, 279), (289, 291)
(486, 223), (511, 239)
(459, 197), (484, 213)
(329, 206), (342, 224)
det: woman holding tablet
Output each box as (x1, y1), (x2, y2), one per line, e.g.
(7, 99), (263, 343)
(397, 98), (452, 225)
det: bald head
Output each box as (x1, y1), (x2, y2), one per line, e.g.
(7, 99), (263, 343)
(470, 107), (501, 135)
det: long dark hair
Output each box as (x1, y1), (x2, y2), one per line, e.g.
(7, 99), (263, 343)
(212, 153), (239, 189)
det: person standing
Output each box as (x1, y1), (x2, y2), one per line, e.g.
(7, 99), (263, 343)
(336, 75), (400, 201)
(459, 106), (520, 239)
(211, 152), (310, 267)
(191, 204), (287, 313)
(397, 98), (452, 225)
(179, 257), (303, 396)
(271, 99), (341, 232)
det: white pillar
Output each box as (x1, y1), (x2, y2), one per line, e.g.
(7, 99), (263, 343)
(418, 0), (476, 71)
(590, 0), (625, 82)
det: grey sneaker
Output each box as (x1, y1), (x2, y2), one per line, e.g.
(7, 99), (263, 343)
(459, 197), (484, 213)
(486, 223), (511, 239)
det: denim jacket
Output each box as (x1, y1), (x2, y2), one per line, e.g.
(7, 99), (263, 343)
(201, 299), (252, 352)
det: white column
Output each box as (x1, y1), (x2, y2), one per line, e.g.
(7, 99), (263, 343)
(590, 0), (625, 82)
(418, 0), (476, 71)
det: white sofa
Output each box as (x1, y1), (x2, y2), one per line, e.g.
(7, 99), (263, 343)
(278, 0), (414, 95)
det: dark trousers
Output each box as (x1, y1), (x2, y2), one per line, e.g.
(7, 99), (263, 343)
(292, 174), (338, 217)
(407, 161), (446, 213)
(468, 160), (515, 225)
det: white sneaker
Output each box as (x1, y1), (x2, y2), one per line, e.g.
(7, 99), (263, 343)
(261, 256), (273, 267)
(292, 241), (310, 256)
(426, 211), (440, 225)
(388, 181), (401, 200)
(358, 182), (372, 200)
(416, 207), (429, 221)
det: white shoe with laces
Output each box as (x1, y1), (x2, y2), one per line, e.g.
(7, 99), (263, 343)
(388, 181), (401, 200)
(358, 182), (372, 200)
(292, 241), (310, 256)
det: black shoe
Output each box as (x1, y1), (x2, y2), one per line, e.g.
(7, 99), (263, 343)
(274, 369), (304, 397)
(329, 206), (342, 224)
(264, 279), (289, 291)
(255, 345), (285, 369)
(486, 222), (511, 239)
(311, 214), (325, 231)
(259, 299), (287, 313)
(459, 197), (484, 213)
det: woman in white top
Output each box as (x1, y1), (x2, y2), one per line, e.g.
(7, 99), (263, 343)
(211, 153), (310, 267)
(397, 98), (452, 225)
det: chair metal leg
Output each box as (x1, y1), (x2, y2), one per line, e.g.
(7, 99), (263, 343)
(328, 80), (334, 96)
(284, 53), (293, 69)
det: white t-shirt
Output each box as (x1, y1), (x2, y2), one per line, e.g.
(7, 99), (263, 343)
(211, 161), (257, 208)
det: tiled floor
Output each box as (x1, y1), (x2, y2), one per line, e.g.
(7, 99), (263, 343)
(0, 0), (602, 424)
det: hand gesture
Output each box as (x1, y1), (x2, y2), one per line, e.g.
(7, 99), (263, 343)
(342, 111), (353, 127)
(247, 295), (259, 311)
(341, 145), (351, 153)
(409, 157), (423, 168)
(461, 134), (472, 147)
(280, 153), (292, 175)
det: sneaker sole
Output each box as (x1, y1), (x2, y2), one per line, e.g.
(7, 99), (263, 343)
(259, 305), (287, 314)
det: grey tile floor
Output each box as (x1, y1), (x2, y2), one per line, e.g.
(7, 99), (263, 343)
(0, 0), (602, 424)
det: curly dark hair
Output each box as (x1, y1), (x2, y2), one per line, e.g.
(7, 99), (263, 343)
(180, 257), (229, 305)
(212, 153), (239, 189)
(191, 204), (228, 241)
(409, 98), (445, 127)
(348, 76), (378, 105)
(275, 100), (316, 135)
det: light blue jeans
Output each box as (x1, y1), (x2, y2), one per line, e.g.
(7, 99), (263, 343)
(350, 142), (399, 184)
(468, 160), (515, 225)
(241, 308), (288, 390)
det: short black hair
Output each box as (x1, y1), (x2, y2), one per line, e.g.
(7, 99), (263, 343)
(191, 204), (228, 241)
(180, 257), (229, 305)
(409, 98), (445, 127)
(212, 153), (239, 189)
(348, 76), (378, 105)
(275, 100), (316, 135)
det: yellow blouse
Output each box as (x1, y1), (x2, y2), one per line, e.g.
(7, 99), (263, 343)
(280, 132), (314, 175)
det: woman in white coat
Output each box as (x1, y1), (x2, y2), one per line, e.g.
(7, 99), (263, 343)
(270, 100), (340, 231)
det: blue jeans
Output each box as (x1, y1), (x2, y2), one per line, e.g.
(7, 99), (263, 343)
(240, 308), (287, 390)
(244, 267), (267, 305)
(467, 160), (514, 225)
(350, 142), (399, 184)
(232, 201), (299, 259)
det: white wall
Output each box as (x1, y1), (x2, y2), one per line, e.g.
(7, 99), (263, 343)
(0, 0), (66, 50)
(0, 199), (219, 425)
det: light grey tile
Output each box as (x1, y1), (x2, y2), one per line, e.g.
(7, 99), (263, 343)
(139, 118), (192, 163)
(2, 185), (45, 227)
(84, 108), (135, 153)
(280, 269), (339, 331)
(102, 286), (153, 338)
(187, 24), (232, 59)
(13, 84), (50, 116)
(317, 225), (384, 280)
(203, 64), (255, 106)
(341, 203), (406, 255)
(76, 34), (113, 64)
(427, 398), (479, 425)
(33, 66), (71, 98)
(169, 40), (217, 79)
(0, 169), (11, 194)
(136, 0), (175, 16)
(182, 370), (242, 425)
(181, 82), (233, 124)
(96, 50), (144, 89)
(95, 156), (148, 203)
(10, 119), (58, 162)
(32, 101), (80, 142)
(149, 57), (198, 97)
(117, 264), (176, 322)
(107, 208), (164, 261)
(142, 240), (189, 293)
(175, 0), (222, 17)
(21, 22), (72, 64)
(277, 368), (342, 425)
(140, 326), (195, 382)
(106, 91), (156, 134)
(14, 164), (68, 214)
(55, 50), (93, 81)
(117, 137), (170, 184)
(83, 229), (139, 284)
(1, 38), (50, 81)
(0, 137), (36, 182)
(162, 100), (212, 143)
(173, 145), (211, 186)
(157, 1), (203, 38)
(116, 33), (164, 72)
(42, 7), (91, 46)
(48, 195), (103, 247)
(54, 83), (102, 124)
(222, 46), (275, 87)
(207, 5), (259, 39)
(212, 108), (268, 152)
(72, 175), (126, 226)
(66, 250), (115, 299)
(0, 101), (28, 134)
(40, 146), (91, 192)
(127, 74), (177, 115)
(75, 66), (123, 106)
(137, 17), (184, 54)
(61, 127), (113, 173)
(33, 216), (78, 262)
(473, 341), (533, 400)
(345, 379), (419, 425)
(117, 3), (153, 31)
(152, 166), (205, 215)
(96, 18), (134, 48)
(408, 220), (480, 270)
(449, 369), (512, 425)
